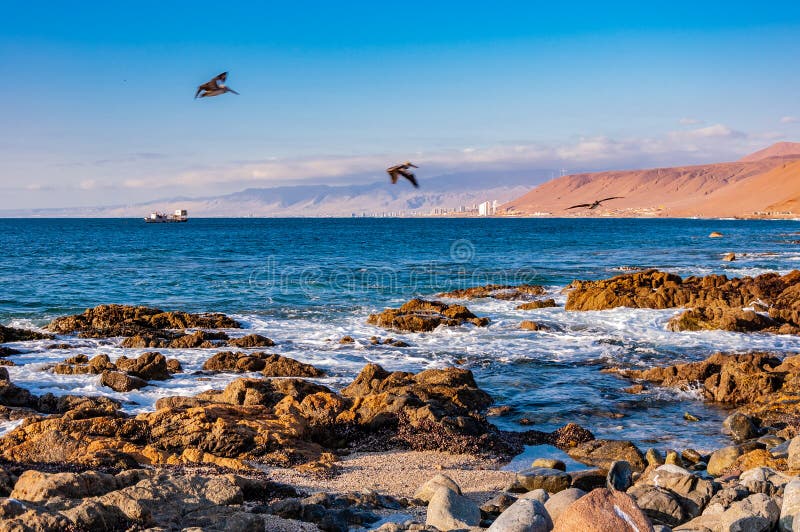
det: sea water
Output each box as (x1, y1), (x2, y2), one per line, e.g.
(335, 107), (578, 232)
(2, 217), (800, 452)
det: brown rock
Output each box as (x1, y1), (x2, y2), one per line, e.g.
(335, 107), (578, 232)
(168, 330), (229, 349)
(516, 298), (557, 310)
(47, 304), (240, 338)
(367, 298), (489, 332)
(438, 284), (546, 300)
(202, 352), (323, 377)
(101, 371), (147, 392)
(566, 439), (646, 472)
(520, 320), (545, 331)
(115, 352), (171, 380)
(227, 334), (275, 348)
(0, 325), (52, 343)
(553, 488), (655, 532)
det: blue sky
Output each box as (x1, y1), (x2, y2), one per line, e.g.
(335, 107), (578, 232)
(2, 1), (799, 208)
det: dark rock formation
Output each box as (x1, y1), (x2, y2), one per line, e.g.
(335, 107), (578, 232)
(367, 299), (489, 332)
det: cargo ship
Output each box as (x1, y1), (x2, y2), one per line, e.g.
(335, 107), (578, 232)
(144, 209), (188, 223)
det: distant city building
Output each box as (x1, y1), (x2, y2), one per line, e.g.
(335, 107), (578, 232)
(478, 200), (497, 216)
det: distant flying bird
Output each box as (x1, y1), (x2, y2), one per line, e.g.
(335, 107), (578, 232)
(386, 162), (419, 188)
(566, 197), (624, 210)
(195, 72), (239, 98)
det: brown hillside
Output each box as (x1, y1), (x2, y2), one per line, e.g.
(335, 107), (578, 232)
(739, 142), (800, 162)
(503, 143), (800, 218)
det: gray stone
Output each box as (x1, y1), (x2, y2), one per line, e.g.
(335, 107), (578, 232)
(414, 474), (461, 503)
(516, 467), (571, 494)
(426, 487), (480, 531)
(771, 439), (791, 459)
(718, 493), (780, 532)
(543, 487), (585, 523)
(487, 498), (552, 532)
(607, 460), (632, 491)
(780, 478), (800, 532)
(481, 493), (518, 515)
(788, 436), (800, 470)
(723, 413), (759, 442)
(518, 489), (549, 504)
(628, 484), (687, 527)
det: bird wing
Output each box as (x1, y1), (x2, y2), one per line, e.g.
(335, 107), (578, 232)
(598, 196), (624, 203)
(401, 170), (419, 188)
(387, 169), (399, 184)
(213, 72), (228, 85)
(566, 204), (592, 210)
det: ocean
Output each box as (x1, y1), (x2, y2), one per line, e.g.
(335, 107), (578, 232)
(3, 217), (800, 453)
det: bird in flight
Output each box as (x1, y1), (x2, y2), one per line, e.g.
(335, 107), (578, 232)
(566, 196), (624, 210)
(386, 162), (420, 188)
(195, 72), (240, 98)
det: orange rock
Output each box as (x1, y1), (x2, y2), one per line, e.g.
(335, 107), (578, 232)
(553, 488), (654, 532)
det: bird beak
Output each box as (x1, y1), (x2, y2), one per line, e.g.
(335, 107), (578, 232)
(228, 88), (240, 95)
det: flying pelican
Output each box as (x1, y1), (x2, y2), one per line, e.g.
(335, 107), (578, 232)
(195, 72), (240, 98)
(566, 197), (624, 210)
(386, 162), (419, 188)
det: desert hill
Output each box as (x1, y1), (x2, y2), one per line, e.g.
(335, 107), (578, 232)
(502, 142), (800, 218)
(739, 141), (800, 162)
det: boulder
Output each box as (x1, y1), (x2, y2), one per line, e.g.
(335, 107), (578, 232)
(517, 299), (557, 310)
(544, 487), (585, 523)
(708, 445), (745, 476)
(414, 474), (461, 503)
(532, 458), (566, 471)
(426, 487), (481, 531)
(717, 493), (780, 532)
(566, 439), (646, 472)
(100, 370), (147, 392)
(569, 469), (607, 492)
(487, 498), (552, 532)
(516, 467), (571, 493)
(228, 334), (275, 348)
(115, 352), (171, 381)
(780, 478), (800, 532)
(520, 320), (544, 331)
(627, 484), (687, 527)
(553, 488), (654, 532)
(367, 298), (489, 332)
(481, 493), (518, 515)
(788, 436), (800, 470)
(607, 460), (633, 491)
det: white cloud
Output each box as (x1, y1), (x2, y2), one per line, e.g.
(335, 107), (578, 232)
(669, 123), (745, 141)
(781, 116), (799, 124)
(111, 126), (755, 192)
(679, 117), (703, 125)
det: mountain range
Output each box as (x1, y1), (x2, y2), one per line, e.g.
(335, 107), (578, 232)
(502, 142), (800, 218)
(3, 170), (544, 218)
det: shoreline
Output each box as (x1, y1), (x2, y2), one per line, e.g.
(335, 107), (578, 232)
(3, 269), (800, 528)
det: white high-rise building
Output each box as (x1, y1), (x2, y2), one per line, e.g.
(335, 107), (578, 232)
(478, 201), (492, 216)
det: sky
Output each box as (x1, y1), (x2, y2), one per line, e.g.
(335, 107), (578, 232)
(1, 1), (800, 209)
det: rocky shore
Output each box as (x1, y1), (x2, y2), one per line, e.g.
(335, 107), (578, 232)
(1, 273), (800, 531)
